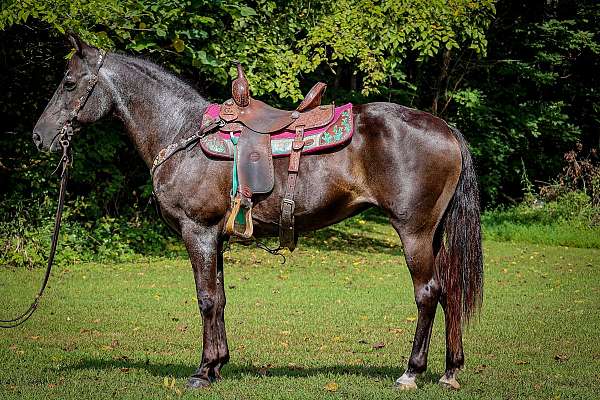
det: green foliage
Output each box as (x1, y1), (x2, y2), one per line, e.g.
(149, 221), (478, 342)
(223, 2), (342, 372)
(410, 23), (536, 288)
(0, 0), (495, 99)
(0, 209), (181, 268)
(301, 0), (495, 95)
(483, 191), (600, 248)
(449, 1), (599, 204)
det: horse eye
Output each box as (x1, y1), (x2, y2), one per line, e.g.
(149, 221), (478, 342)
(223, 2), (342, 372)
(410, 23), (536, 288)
(64, 79), (77, 91)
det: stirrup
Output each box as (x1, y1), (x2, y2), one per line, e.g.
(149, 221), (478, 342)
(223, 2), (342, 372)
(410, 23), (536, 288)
(225, 194), (253, 239)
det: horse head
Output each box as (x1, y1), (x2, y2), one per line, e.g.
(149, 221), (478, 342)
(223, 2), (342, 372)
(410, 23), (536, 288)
(33, 34), (111, 152)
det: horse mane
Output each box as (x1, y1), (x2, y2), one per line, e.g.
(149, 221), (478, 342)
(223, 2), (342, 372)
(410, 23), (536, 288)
(109, 53), (208, 104)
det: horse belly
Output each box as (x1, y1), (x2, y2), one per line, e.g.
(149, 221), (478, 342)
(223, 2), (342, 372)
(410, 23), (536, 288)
(251, 151), (375, 237)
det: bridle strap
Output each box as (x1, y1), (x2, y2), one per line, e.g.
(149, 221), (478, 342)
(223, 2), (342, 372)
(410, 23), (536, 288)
(150, 119), (222, 179)
(0, 49), (106, 329)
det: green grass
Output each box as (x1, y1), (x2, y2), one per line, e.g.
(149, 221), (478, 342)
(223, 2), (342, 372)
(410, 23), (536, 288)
(483, 221), (600, 249)
(1, 216), (600, 399)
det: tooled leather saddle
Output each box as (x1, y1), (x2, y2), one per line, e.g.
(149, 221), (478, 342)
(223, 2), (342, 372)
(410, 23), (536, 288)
(210, 64), (353, 251)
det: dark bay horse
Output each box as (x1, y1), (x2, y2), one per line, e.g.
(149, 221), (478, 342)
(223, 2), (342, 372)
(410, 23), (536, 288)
(32, 36), (483, 390)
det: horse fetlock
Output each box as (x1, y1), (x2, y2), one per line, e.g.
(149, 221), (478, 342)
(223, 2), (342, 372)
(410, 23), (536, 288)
(446, 349), (465, 371)
(407, 354), (428, 374)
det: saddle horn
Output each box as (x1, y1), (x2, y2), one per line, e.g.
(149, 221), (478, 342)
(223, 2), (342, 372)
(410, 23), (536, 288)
(232, 63), (250, 107)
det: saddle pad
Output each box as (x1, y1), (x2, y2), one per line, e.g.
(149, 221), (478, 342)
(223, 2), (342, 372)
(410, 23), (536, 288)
(199, 103), (353, 159)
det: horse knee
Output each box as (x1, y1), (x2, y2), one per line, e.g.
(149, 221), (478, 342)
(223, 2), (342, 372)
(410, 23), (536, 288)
(198, 295), (214, 316)
(414, 280), (441, 310)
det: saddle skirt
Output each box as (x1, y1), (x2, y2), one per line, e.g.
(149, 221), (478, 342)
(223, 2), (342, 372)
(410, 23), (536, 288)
(199, 103), (354, 159)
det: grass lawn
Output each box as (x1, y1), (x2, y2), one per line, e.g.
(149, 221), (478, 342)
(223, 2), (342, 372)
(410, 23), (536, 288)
(1, 217), (599, 399)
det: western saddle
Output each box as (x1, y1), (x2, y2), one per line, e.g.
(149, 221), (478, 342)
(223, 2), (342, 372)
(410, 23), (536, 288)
(220, 64), (334, 251)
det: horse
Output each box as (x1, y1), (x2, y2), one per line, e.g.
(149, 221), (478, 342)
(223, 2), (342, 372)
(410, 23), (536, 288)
(32, 35), (483, 390)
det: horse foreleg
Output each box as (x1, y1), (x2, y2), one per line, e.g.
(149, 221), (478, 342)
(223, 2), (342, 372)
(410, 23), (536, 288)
(182, 222), (229, 388)
(393, 230), (440, 390)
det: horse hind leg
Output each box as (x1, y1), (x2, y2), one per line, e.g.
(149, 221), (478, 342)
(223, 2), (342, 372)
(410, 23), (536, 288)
(391, 222), (441, 390)
(438, 265), (464, 389)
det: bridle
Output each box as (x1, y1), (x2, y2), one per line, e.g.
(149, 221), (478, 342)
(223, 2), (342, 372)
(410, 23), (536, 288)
(0, 49), (106, 328)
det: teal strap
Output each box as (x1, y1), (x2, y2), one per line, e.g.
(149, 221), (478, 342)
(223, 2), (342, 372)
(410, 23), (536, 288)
(229, 133), (246, 226)
(230, 133), (239, 196)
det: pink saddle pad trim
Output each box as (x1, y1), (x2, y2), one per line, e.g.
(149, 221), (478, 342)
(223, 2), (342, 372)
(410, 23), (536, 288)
(199, 103), (353, 159)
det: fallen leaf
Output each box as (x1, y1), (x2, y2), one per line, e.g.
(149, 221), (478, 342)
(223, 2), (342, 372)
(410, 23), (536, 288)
(47, 383), (57, 389)
(163, 377), (170, 387)
(29, 336), (41, 340)
(176, 324), (188, 332)
(372, 342), (385, 350)
(405, 316), (417, 323)
(515, 360), (529, 365)
(554, 354), (569, 363)
(120, 368), (130, 373)
(474, 364), (487, 373)
(389, 328), (405, 335)
(324, 381), (339, 392)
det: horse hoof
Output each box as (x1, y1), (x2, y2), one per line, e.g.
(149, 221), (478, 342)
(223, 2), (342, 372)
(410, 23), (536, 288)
(438, 375), (460, 390)
(186, 376), (211, 389)
(393, 374), (418, 390)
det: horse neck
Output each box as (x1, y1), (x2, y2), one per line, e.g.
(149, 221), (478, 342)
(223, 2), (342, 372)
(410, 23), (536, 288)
(102, 54), (209, 167)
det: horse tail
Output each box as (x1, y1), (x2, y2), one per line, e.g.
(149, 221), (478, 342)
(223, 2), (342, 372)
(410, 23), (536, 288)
(435, 125), (484, 352)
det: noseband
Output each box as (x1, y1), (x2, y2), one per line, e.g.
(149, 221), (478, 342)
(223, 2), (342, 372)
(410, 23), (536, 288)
(0, 50), (106, 329)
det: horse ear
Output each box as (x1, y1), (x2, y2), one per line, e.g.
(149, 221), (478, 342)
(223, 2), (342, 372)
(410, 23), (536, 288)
(67, 33), (83, 54)
(67, 33), (97, 59)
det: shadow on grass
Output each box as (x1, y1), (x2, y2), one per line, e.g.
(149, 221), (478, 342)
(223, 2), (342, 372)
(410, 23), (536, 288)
(299, 226), (403, 256)
(263, 208), (404, 256)
(65, 357), (440, 384)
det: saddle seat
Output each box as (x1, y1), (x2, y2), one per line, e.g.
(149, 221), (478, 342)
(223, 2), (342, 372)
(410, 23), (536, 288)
(220, 65), (333, 134)
(219, 64), (338, 250)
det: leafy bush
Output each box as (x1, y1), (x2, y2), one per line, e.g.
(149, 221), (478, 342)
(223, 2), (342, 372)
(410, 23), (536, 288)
(483, 142), (600, 248)
(0, 211), (182, 269)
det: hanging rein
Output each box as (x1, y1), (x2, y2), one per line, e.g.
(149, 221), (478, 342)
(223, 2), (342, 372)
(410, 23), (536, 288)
(0, 50), (106, 329)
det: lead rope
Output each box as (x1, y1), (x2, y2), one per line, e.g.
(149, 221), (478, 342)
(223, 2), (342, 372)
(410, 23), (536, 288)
(1, 50), (105, 328)
(0, 132), (71, 328)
